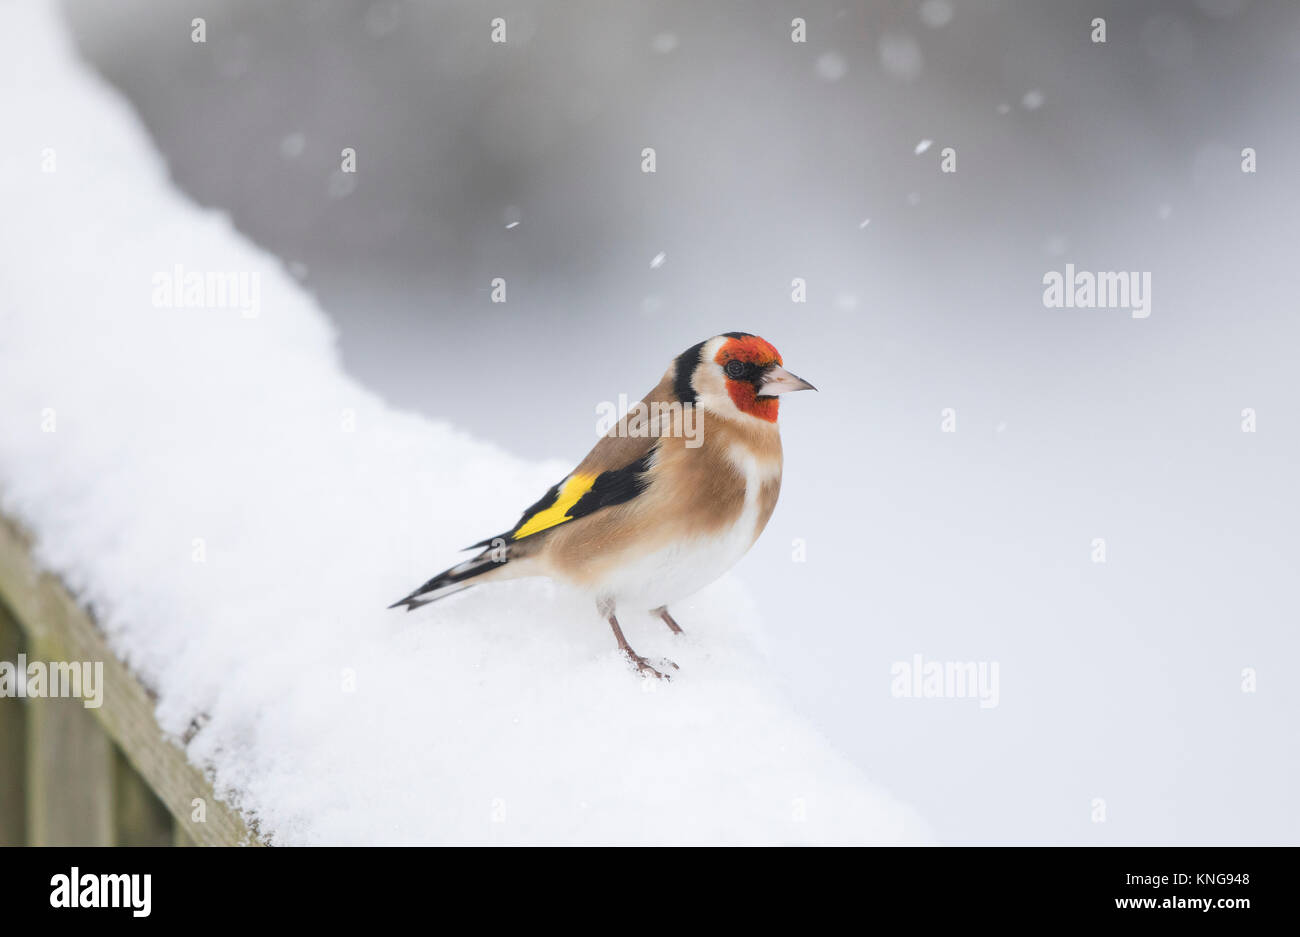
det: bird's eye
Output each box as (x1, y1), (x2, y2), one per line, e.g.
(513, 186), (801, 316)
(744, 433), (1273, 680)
(724, 360), (747, 379)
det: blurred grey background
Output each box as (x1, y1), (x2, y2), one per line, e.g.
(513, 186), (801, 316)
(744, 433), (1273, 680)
(61, 0), (1300, 844)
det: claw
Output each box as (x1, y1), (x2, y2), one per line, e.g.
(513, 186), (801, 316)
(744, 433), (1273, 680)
(624, 650), (671, 680)
(607, 606), (678, 680)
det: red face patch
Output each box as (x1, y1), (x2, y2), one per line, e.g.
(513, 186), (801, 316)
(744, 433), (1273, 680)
(714, 334), (783, 422)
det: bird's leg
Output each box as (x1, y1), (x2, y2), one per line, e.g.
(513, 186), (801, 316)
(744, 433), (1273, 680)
(601, 601), (675, 679)
(606, 612), (669, 680)
(652, 605), (684, 635)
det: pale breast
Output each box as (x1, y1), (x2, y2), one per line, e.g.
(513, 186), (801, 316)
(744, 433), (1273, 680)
(588, 442), (782, 609)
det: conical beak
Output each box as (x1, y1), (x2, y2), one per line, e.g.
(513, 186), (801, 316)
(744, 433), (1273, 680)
(758, 365), (817, 396)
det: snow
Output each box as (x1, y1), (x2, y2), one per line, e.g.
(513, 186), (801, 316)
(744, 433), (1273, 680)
(0, 2), (926, 845)
(919, 1), (955, 29)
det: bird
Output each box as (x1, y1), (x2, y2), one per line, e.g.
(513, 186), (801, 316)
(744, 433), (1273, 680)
(389, 332), (815, 678)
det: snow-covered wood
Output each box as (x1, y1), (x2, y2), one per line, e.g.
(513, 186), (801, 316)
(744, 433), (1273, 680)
(0, 516), (257, 846)
(0, 601), (27, 844)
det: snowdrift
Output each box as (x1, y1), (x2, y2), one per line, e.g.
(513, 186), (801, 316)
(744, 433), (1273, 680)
(0, 2), (925, 844)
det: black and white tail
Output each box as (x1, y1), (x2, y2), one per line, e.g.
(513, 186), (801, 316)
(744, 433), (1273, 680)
(387, 543), (509, 611)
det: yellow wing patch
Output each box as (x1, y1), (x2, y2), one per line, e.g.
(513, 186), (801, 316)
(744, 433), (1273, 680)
(512, 473), (598, 539)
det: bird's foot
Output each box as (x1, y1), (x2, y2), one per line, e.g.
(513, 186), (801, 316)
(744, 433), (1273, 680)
(623, 649), (678, 680)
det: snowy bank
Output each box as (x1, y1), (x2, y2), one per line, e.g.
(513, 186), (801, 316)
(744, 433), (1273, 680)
(0, 2), (926, 845)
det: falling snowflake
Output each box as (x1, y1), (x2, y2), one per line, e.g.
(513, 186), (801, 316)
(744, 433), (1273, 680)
(279, 133), (305, 160)
(651, 33), (678, 54)
(920, 0), (955, 28)
(879, 33), (923, 82)
(816, 52), (847, 82)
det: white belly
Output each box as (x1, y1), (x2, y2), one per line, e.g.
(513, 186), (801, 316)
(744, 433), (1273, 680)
(596, 445), (771, 610)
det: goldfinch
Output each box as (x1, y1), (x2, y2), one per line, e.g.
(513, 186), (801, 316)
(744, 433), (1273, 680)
(390, 332), (815, 678)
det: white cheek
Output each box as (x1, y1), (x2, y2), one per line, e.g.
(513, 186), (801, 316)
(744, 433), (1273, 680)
(696, 389), (733, 416)
(691, 349), (733, 414)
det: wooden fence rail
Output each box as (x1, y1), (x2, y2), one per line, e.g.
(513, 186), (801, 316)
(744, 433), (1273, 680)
(0, 515), (257, 846)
